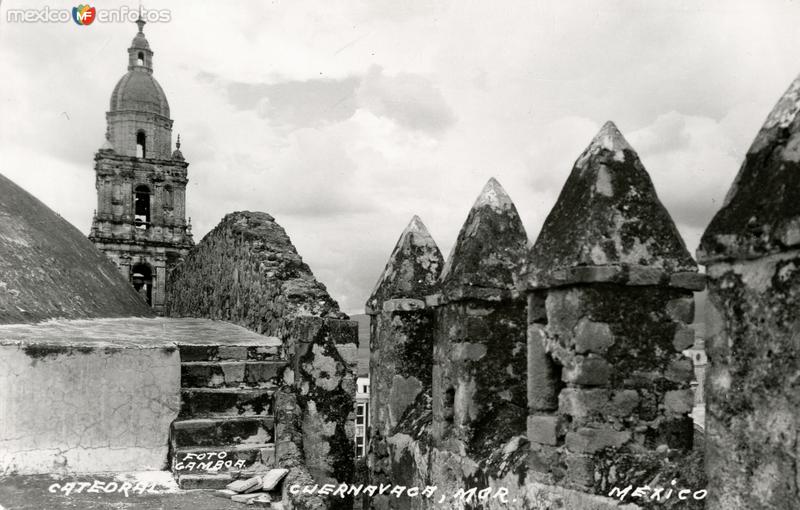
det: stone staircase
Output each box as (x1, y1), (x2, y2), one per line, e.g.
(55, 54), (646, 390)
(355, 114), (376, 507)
(171, 339), (286, 489)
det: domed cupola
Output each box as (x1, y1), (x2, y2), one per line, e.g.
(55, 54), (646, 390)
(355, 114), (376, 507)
(108, 17), (169, 118)
(105, 16), (174, 160)
(109, 71), (170, 118)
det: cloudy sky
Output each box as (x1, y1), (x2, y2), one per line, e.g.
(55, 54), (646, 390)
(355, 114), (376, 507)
(1, 0), (799, 314)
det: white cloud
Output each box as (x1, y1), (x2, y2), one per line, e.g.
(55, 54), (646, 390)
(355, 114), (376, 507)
(356, 65), (455, 134)
(3, 0), (800, 314)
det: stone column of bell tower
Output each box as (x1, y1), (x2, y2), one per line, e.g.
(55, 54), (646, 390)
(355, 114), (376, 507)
(89, 16), (193, 314)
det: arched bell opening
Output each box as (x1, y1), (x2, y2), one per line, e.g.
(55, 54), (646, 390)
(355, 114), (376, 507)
(131, 262), (153, 305)
(134, 184), (151, 229)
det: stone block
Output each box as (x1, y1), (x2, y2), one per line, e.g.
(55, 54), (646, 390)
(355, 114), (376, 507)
(451, 342), (487, 361)
(627, 266), (666, 285)
(248, 494), (273, 507)
(569, 265), (623, 284)
(527, 292), (547, 323)
(666, 297), (694, 323)
(178, 474), (233, 490)
(669, 271), (706, 291)
(564, 452), (595, 487)
(607, 389), (640, 417)
(261, 468), (289, 490)
(260, 446), (276, 466)
(562, 356), (612, 386)
(425, 293), (444, 307)
(527, 442), (561, 476)
(226, 476), (262, 493)
(656, 416), (694, 451)
(665, 358), (694, 383)
(558, 388), (609, 419)
(178, 343), (282, 362)
(545, 288), (585, 333)
(444, 285), (513, 303)
(181, 361), (286, 388)
(573, 319), (614, 354)
(217, 346), (249, 360)
(171, 416), (273, 448)
(672, 326), (695, 351)
(664, 389), (694, 416)
(528, 324), (559, 412)
(179, 387), (274, 418)
(527, 414), (562, 446)
(382, 298), (426, 313)
(565, 427), (631, 454)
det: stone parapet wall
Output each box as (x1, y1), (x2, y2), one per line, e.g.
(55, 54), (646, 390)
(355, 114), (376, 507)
(699, 252), (800, 509)
(431, 298), (527, 458)
(365, 216), (443, 510)
(526, 285), (697, 493)
(165, 211), (357, 509)
(430, 179), (528, 461)
(286, 315), (358, 509)
(522, 122), (705, 506)
(366, 125), (712, 509)
(368, 305), (436, 509)
(166, 211), (345, 337)
(0, 318), (270, 476)
(698, 73), (800, 509)
(0, 340), (180, 475)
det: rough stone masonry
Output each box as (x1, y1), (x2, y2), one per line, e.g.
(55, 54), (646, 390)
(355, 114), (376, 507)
(698, 73), (800, 510)
(524, 122), (705, 498)
(430, 178), (528, 461)
(366, 125), (711, 510)
(167, 211), (358, 510)
(365, 215), (443, 510)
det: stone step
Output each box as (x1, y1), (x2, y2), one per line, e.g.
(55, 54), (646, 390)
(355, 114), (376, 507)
(171, 416), (275, 448)
(176, 473), (234, 490)
(172, 443), (276, 476)
(181, 361), (287, 389)
(177, 342), (283, 362)
(179, 387), (275, 418)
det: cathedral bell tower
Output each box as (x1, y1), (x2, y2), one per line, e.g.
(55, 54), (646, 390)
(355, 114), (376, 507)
(89, 16), (193, 314)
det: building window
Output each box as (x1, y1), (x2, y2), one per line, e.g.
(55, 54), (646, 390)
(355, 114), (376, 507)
(356, 403), (367, 426)
(355, 436), (364, 459)
(137, 52), (145, 66)
(136, 131), (146, 158)
(355, 401), (369, 458)
(131, 263), (153, 305)
(134, 184), (151, 229)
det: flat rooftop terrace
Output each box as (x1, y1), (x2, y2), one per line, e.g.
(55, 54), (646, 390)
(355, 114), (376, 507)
(0, 317), (281, 348)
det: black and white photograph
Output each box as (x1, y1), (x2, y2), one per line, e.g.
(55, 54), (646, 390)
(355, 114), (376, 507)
(0, 1), (798, 509)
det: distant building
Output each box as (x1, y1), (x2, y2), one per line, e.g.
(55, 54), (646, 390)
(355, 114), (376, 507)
(683, 322), (707, 449)
(355, 376), (370, 458)
(354, 314), (371, 458)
